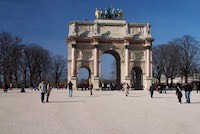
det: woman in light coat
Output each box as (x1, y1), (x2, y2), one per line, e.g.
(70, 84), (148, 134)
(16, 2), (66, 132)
(123, 83), (130, 97)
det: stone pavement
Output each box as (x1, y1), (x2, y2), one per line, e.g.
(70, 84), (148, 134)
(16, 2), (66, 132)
(0, 89), (200, 134)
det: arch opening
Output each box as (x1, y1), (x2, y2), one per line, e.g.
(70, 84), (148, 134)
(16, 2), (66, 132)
(77, 67), (90, 90)
(100, 50), (121, 90)
(131, 67), (143, 90)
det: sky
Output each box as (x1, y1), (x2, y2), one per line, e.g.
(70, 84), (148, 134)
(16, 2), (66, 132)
(1, 0), (200, 79)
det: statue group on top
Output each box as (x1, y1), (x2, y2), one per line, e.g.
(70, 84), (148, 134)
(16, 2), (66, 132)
(95, 7), (123, 20)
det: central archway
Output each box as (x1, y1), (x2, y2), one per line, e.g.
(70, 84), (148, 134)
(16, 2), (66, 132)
(100, 50), (121, 90)
(77, 67), (90, 90)
(131, 67), (143, 90)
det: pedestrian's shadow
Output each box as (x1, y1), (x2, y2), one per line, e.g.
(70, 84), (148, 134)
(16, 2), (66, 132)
(48, 100), (85, 103)
(189, 102), (200, 104)
(128, 95), (146, 97)
(153, 97), (173, 99)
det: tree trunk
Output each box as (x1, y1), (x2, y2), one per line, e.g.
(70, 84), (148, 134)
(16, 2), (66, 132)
(170, 77), (173, 87)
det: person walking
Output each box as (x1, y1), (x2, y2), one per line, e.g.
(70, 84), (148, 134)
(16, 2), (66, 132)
(4, 83), (8, 93)
(163, 84), (168, 94)
(176, 83), (182, 104)
(149, 84), (155, 98)
(38, 80), (46, 103)
(123, 83), (130, 97)
(46, 83), (52, 102)
(184, 83), (192, 103)
(89, 83), (93, 95)
(68, 81), (73, 97)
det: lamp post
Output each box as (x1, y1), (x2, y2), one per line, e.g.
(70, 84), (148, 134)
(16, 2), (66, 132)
(20, 47), (26, 93)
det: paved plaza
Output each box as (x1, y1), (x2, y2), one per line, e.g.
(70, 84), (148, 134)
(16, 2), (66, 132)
(0, 89), (200, 134)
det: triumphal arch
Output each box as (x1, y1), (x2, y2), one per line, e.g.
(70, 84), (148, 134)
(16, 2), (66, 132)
(66, 8), (154, 90)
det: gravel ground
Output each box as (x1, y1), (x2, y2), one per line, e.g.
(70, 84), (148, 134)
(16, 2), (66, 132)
(0, 89), (200, 134)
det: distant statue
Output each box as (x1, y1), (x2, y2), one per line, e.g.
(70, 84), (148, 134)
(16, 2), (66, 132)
(111, 8), (116, 19)
(100, 8), (104, 18)
(146, 23), (150, 34)
(107, 7), (111, 18)
(125, 22), (129, 36)
(95, 8), (100, 19)
(94, 7), (123, 20)
(104, 8), (108, 18)
(69, 22), (76, 36)
(117, 9), (123, 19)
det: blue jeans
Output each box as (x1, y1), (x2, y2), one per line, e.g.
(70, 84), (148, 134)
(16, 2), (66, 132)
(69, 90), (73, 97)
(185, 91), (190, 103)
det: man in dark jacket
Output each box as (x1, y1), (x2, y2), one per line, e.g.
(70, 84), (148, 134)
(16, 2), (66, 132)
(68, 81), (73, 97)
(176, 83), (182, 104)
(184, 83), (192, 103)
(149, 84), (155, 98)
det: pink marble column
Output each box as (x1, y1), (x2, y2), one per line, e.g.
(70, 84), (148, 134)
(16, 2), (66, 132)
(146, 46), (151, 77)
(94, 45), (98, 77)
(71, 44), (76, 76)
(125, 45), (129, 77)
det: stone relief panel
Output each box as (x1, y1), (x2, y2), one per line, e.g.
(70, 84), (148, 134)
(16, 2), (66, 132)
(82, 50), (93, 60)
(77, 50), (83, 60)
(77, 25), (93, 37)
(129, 27), (144, 39)
(99, 26), (124, 38)
(130, 51), (144, 61)
(68, 23), (76, 36)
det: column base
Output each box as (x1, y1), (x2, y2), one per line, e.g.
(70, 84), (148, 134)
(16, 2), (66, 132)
(70, 76), (77, 90)
(144, 76), (152, 91)
(93, 76), (100, 90)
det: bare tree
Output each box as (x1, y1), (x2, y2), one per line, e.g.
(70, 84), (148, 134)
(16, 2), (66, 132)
(0, 32), (12, 85)
(152, 45), (164, 84)
(173, 35), (200, 83)
(24, 44), (51, 86)
(159, 43), (180, 86)
(50, 55), (66, 88)
(0, 32), (22, 87)
(9, 39), (22, 87)
(167, 42), (181, 86)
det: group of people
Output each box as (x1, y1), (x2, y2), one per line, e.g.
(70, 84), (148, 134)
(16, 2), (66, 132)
(38, 80), (52, 103)
(1, 83), (13, 92)
(38, 79), (197, 104)
(149, 82), (193, 104)
(68, 81), (93, 97)
(176, 83), (192, 104)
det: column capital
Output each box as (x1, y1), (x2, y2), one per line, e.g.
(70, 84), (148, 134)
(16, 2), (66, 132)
(144, 45), (151, 49)
(93, 44), (98, 48)
(124, 45), (130, 49)
(92, 38), (99, 45)
(72, 44), (76, 48)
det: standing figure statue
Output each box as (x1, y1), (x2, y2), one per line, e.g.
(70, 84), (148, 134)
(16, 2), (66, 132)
(146, 23), (150, 34)
(117, 9), (123, 20)
(95, 8), (100, 19)
(111, 8), (116, 19)
(99, 8), (104, 19)
(104, 8), (108, 19)
(107, 7), (111, 18)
